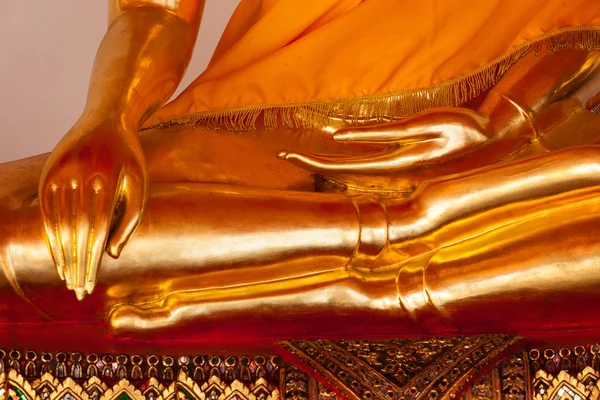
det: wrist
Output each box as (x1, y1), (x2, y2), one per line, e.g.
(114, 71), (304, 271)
(482, 91), (537, 140)
(74, 112), (139, 138)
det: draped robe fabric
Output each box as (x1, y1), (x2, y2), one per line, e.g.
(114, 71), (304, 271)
(146, 0), (600, 131)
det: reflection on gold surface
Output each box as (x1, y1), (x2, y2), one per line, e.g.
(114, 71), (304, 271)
(3, 0), (600, 351)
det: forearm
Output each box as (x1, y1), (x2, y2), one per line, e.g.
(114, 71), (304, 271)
(479, 49), (600, 138)
(79, 3), (203, 132)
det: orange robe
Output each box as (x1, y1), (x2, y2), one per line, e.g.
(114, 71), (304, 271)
(146, 0), (600, 131)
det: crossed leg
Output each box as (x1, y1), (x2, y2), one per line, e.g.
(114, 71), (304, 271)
(4, 123), (600, 342)
(94, 145), (600, 340)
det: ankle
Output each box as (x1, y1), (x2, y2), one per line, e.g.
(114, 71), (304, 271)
(351, 197), (389, 269)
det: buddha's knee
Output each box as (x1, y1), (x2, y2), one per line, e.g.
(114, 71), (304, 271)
(0, 223), (45, 323)
(0, 242), (16, 306)
(0, 207), (19, 303)
(0, 202), (66, 322)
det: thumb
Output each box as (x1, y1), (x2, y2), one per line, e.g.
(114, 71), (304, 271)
(107, 170), (146, 258)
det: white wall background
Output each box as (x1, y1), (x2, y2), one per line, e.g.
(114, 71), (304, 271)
(0, 1), (240, 163)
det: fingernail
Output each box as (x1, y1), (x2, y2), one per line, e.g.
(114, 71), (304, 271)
(75, 288), (86, 301)
(108, 242), (124, 258)
(276, 151), (288, 159)
(85, 282), (95, 295)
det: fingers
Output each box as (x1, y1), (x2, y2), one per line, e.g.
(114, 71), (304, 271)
(333, 120), (437, 144)
(280, 116), (452, 174)
(81, 178), (112, 296)
(41, 180), (82, 298)
(74, 187), (90, 296)
(47, 180), (111, 300)
(40, 163), (146, 299)
(40, 184), (67, 282)
(40, 175), (115, 299)
(106, 169), (146, 259)
(278, 146), (408, 173)
(59, 182), (77, 295)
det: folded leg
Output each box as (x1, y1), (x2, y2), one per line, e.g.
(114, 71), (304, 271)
(101, 146), (600, 340)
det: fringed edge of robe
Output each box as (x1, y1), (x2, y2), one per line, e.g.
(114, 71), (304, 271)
(145, 26), (600, 132)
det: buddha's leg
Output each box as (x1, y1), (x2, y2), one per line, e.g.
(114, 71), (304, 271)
(5, 146), (600, 340)
(92, 145), (600, 338)
(2, 145), (600, 341)
(398, 188), (600, 337)
(1, 180), (414, 340)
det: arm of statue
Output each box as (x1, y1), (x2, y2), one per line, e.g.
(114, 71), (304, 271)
(38, 0), (205, 300)
(280, 49), (600, 190)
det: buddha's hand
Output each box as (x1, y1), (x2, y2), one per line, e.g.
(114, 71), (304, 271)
(278, 108), (491, 188)
(39, 122), (147, 300)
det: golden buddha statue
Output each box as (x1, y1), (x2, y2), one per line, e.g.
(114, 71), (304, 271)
(2, 0), (600, 353)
